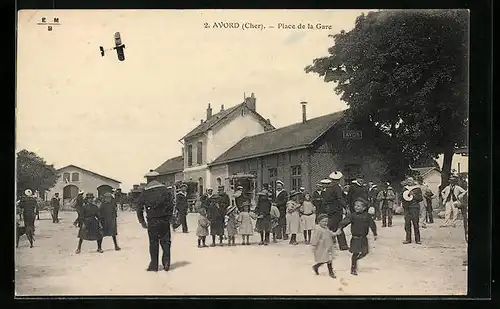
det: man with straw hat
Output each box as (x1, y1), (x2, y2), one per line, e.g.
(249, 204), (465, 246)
(401, 177), (423, 244)
(440, 174), (467, 228)
(18, 189), (37, 248)
(136, 170), (175, 271)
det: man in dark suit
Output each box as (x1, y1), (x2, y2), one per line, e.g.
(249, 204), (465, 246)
(324, 171), (349, 250)
(402, 177), (424, 244)
(273, 180), (288, 240)
(137, 177), (174, 272)
(312, 182), (325, 218)
(50, 193), (61, 223)
(347, 177), (368, 214)
(176, 184), (189, 233)
(368, 181), (381, 220)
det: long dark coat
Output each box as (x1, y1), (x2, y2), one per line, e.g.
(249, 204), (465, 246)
(274, 190), (288, 226)
(207, 198), (225, 236)
(312, 190), (324, 214)
(99, 200), (118, 237)
(176, 192), (189, 215)
(77, 202), (103, 241)
(19, 196), (37, 228)
(255, 196), (271, 232)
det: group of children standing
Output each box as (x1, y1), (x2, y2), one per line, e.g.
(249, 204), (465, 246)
(194, 183), (378, 278)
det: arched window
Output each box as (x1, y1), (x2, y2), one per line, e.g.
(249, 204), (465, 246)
(72, 172), (80, 181)
(63, 172), (70, 183)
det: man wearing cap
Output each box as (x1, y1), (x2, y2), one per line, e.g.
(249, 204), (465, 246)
(217, 186), (231, 214)
(377, 182), (396, 227)
(176, 184), (189, 233)
(312, 183), (325, 217)
(137, 171), (175, 271)
(233, 186), (245, 211)
(347, 176), (369, 214)
(402, 177), (424, 244)
(324, 172), (349, 250)
(50, 193), (61, 223)
(298, 187), (307, 204)
(440, 175), (466, 228)
(273, 180), (289, 240)
(19, 189), (37, 248)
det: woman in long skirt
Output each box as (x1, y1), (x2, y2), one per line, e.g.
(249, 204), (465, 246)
(207, 195), (225, 246)
(75, 193), (104, 254)
(99, 193), (121, 251)
(255, 191), (272, 245)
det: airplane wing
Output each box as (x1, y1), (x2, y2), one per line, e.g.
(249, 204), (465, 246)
(114, 32), (125, 61)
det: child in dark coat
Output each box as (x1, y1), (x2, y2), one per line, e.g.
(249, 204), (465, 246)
(334, 197), (377, 276)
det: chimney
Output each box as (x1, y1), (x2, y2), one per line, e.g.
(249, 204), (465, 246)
(245, 93), (256, 111)
(200, 119), (204, 124)
(220, 104), (224, 111)
(301, 101), (307, 123)
(266, 118), (271, 125)
(206, 103), (212, 120)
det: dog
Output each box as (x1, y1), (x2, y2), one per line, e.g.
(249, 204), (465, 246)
(16, 222), (34, 248)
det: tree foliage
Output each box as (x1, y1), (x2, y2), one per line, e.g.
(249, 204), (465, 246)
(16, 149), (58, 197)
(305, 9), (468, 187)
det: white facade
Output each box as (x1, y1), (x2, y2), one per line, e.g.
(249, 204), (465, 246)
(46, 165), (120, 206)
(183, 105), (268, 191)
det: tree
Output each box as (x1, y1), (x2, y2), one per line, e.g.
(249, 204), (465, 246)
(305, 9), (468, 188)
(16, 149), (58, 198)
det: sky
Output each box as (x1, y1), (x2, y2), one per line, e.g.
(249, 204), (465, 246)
(16, 9), (372, 191)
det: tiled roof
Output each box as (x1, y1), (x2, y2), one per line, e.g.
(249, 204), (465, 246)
(57, 165), (121, 184)
(410, 166), (441, 177)
(181, 103), (274, 140)
(155, 156), (184, 175)
(210, 110), (346, 166)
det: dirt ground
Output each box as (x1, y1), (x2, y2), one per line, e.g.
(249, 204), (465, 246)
(15, 210), (467, 296)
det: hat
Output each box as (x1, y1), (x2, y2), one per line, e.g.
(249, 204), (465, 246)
(316, 213), (328, 222)
(144, 180), (165, 191)
(206, 188), (213, 191)
(226, 204), (237, 214)
(320, 179), (332, 184)
(354, 197), (369, 206)
(236, 185), (243, 190)
(145, 170), (159, 177)
(368, 207), (375, 215)
(179, 183), (188, 189)
(218, 186), (225, 191)
(299, 187), (305, 191)
(24, 189), (33, 196)
(289, 190), (300, 197)
(257, 189), (269, 196)
(78, 190), (84, 195)
(242, 200), (252, 207)
(103, 192), (113, 197)
(276, 180), (284, 186)
(402, 190), (414, 202)
(329, 171), (343, 180)
(86, 192), (94, 197)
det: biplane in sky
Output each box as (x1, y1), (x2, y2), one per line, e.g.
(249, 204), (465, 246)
(99, 32), (125, 61)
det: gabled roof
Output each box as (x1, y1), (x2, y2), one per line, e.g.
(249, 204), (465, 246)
(181, 103), (274, 140)
(210, 110), (346, 166)
(410, 166), (441, 178)
(154, 156), (184, 175)
(57, 165), (121, 184)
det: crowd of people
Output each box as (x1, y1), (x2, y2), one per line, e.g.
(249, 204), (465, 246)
(16, 169), (468, 275)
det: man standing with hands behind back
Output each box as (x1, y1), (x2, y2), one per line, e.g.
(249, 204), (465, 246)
(137, 171), (174, 272)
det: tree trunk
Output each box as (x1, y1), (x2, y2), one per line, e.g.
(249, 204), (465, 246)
(441, 146), (454, 189)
